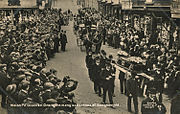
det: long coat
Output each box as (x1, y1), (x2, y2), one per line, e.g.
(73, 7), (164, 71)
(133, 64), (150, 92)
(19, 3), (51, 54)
(92, 63), (102, 82)
(0, 71), (10, 94)
(85, 55), (94, 69)
(117, 59), (125, 80)
(171, 94), (180, 114)
(100, 69), (114, 89)
(61, 33), (67, 44)
(126, 77), (139, 96)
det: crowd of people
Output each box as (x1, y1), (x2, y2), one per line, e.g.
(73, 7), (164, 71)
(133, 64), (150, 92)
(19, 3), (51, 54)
(0, 4), (180, 114)
(0, 8), (77, 114)
(84, 48), (167, 114)
(74, 7), (180, 114)
(85, 50), (116, 105)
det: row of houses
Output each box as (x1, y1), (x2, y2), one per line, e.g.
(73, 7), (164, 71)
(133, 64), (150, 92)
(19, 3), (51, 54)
(0, 0), (37, 9)
(79, 0), (180, 23)
(78, 0), (180, 51)
(0, 0), (52, 25)
(0, 0), (52, 9)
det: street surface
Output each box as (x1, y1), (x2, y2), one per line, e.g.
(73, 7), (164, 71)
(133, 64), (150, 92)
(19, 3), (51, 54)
(49, 0), (171, 114)
(48, 0), (133, 113)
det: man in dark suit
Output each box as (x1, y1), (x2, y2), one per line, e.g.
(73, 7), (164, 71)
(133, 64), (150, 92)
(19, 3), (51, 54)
(85, 50), (93, 80)
(107, 54), (116, 96)
(100, 50), (107, 70)
(53, 33), (60, 53)
(92, 57), (102, 96)
(60, 31), (68, 51)
(126, 71), (139, 114)
(117, 54), (126, 94)
(101, 63), (115, 104)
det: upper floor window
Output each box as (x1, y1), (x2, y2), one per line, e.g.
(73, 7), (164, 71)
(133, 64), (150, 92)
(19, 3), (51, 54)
(8, 0), (21, 6)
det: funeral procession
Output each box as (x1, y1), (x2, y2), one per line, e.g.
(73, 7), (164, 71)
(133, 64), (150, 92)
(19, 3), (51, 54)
(0, 0), (179, 114)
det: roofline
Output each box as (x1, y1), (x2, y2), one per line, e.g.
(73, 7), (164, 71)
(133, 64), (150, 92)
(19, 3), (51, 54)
(0, 6), (38, 9)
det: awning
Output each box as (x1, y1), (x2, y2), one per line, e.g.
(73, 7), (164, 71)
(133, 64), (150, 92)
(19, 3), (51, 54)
(112, 0), (120, 5)
(101, 0), (107, 3)
(97, 0), (102, 2)
(107, 0), (112, 4)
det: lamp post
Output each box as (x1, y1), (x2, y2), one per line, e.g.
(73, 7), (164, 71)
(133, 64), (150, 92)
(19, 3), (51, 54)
(119, 0), (122, 20)
(97, 0), (101, 12)
(110, 0), (112, 16)
(88, 0), (89, 7)
(105, 0), (107, 16)
(92, 0), (93, 8)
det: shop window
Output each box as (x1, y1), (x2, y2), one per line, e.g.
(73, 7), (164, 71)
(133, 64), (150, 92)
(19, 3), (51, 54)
(8, 0), (21, 6)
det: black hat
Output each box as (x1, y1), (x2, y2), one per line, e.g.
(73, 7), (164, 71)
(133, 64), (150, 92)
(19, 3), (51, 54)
(105, 63), (111, 67)
(50, 68), (57, 73)
(109, 54), (113, 59)
(148, 88), (156, 94)
(101, 50), (106, 55)
(88, 49), (92, 53)
(92, 52), (95, 55)
(95, 56), (100, 61)
(106, 59), (111, 64)
(131, 71), (137, 76)
(62, 76), (70, 83)
(51, 91), (59, 99)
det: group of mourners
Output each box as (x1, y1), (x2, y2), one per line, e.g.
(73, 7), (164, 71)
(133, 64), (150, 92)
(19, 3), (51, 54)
(85, 49), (116, 105)
(85, 49), (167, 114)
(75, 7), (180, 114)
(0, 8), (77, 114)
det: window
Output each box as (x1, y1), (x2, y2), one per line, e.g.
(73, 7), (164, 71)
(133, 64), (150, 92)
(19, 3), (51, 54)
(8, 0), (20, 6)
(146, 0), (152, 3)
